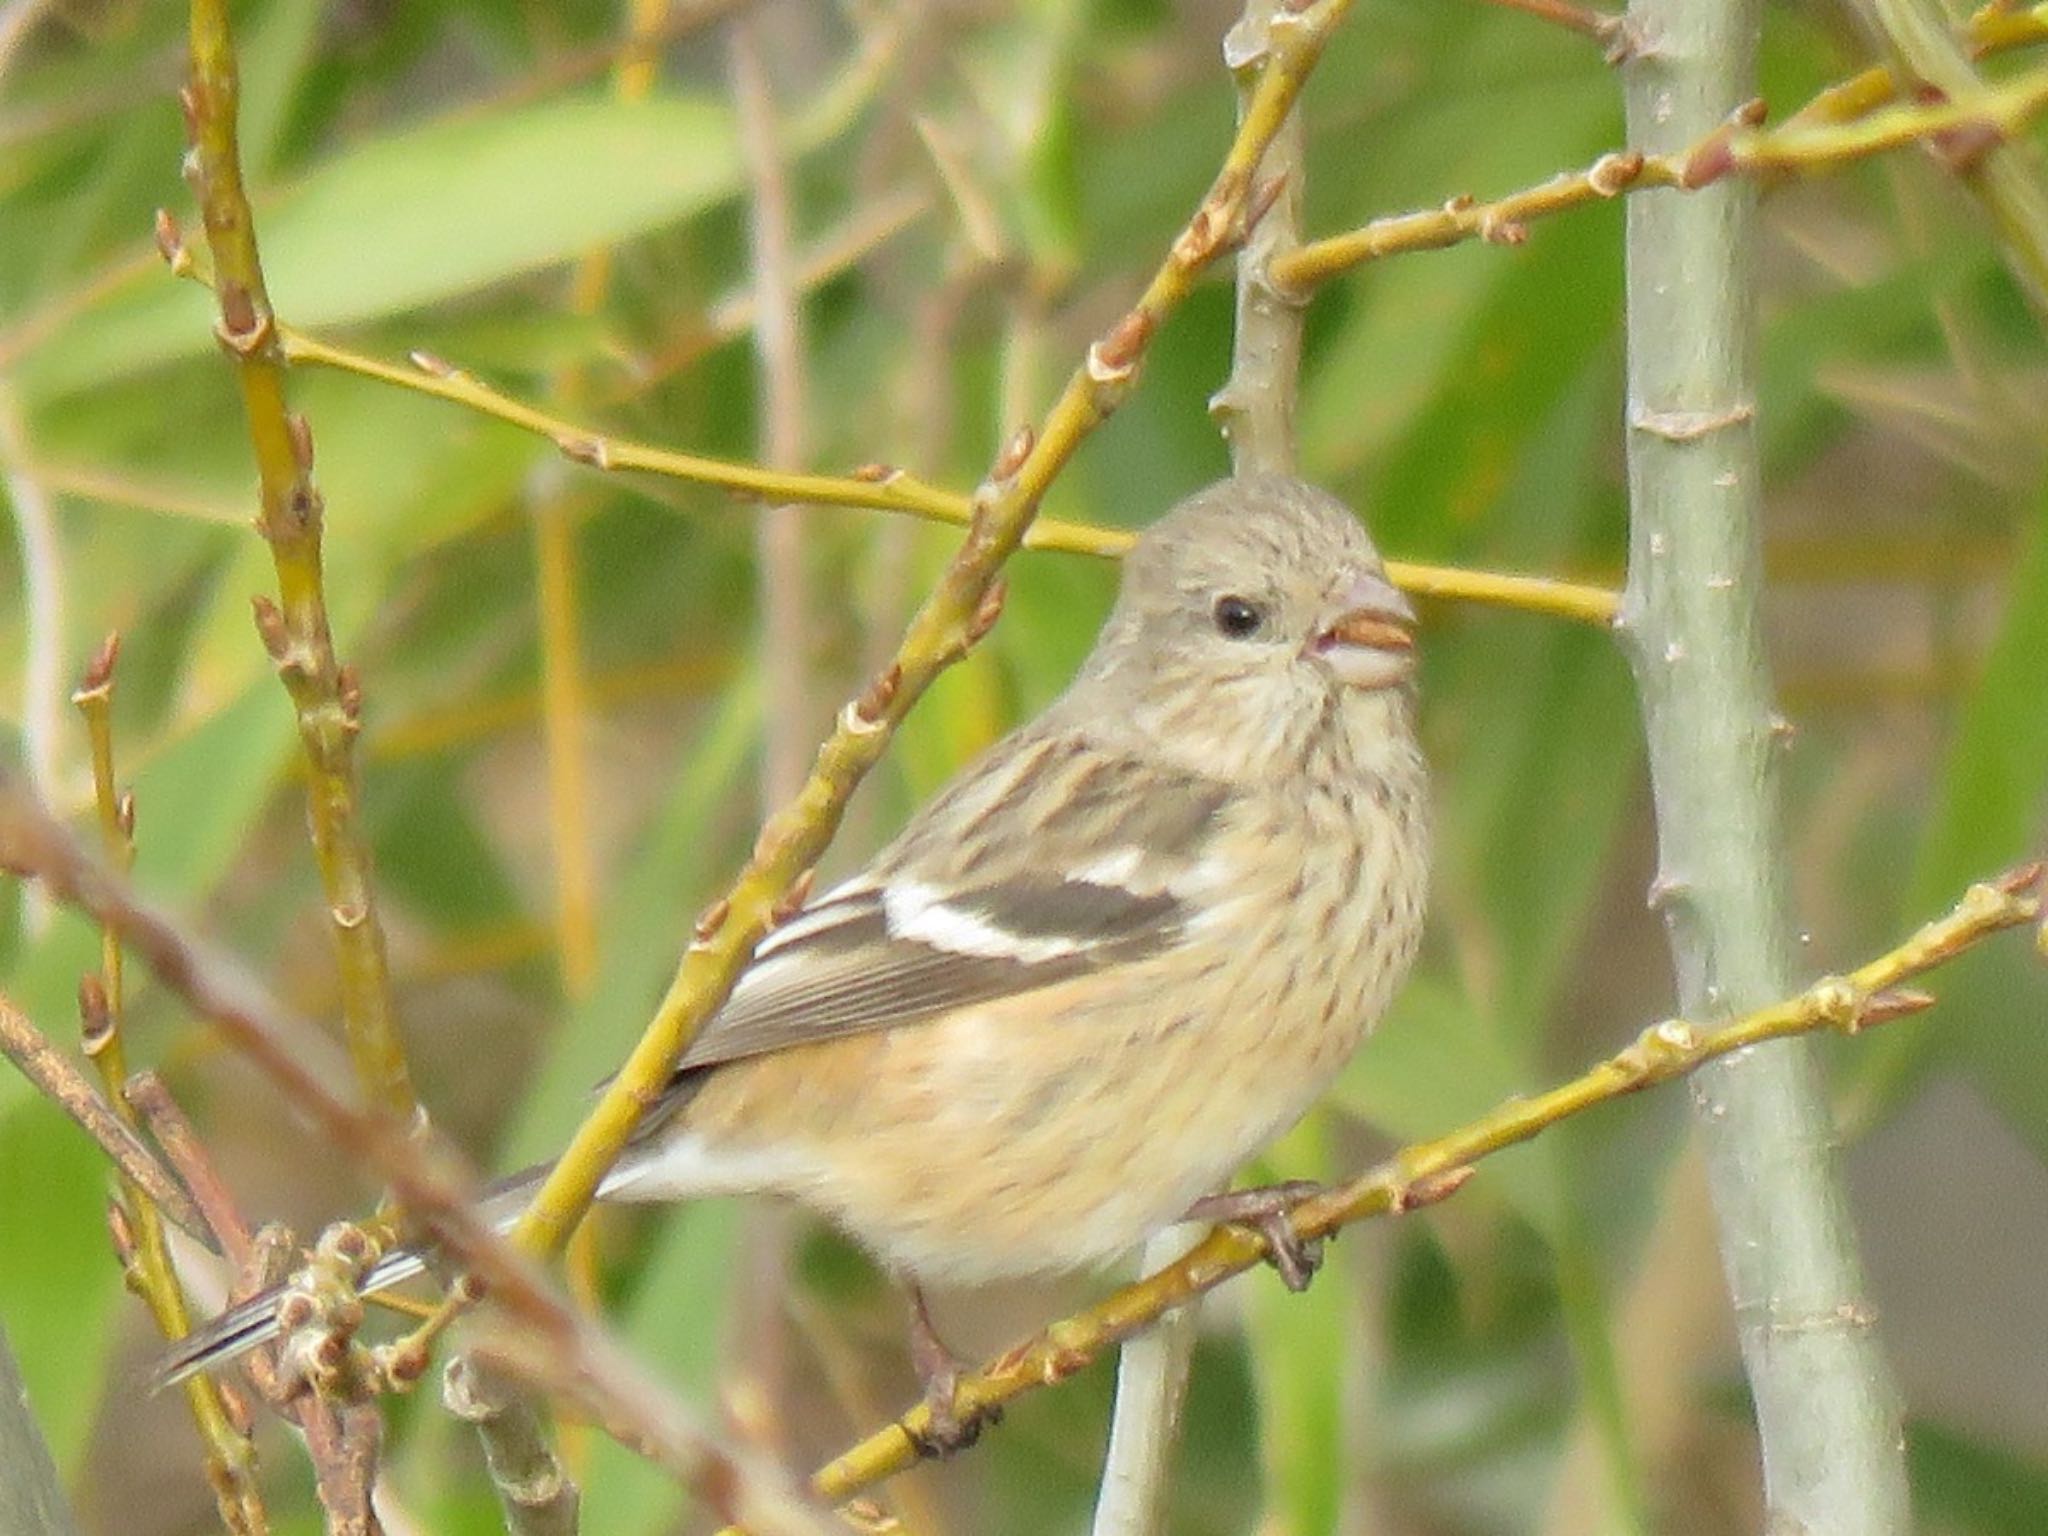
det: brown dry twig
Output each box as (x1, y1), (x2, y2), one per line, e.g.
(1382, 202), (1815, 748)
(0, 994), (208, 1244)
(0, 770), (819, 1527)
(132, 1074), (387, 1536)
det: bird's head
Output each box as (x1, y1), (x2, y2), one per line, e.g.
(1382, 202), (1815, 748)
(1079, 475), (1420, 782)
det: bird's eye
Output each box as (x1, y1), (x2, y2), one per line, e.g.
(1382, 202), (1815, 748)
(1212, 595), (1266, 640)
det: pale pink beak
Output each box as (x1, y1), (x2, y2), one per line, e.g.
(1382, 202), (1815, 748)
(1310, 571), (1416, 690)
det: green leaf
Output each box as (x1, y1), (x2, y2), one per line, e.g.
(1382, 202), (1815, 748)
(28, 93), (743, 399)
(0, 1101), (124, 1471)
(580, 1201), (745, 1535)
(1845, 489), (2048, 1127)
(1910, 1418), (2048, 1535)
(502, 678), (761, 1165)
(1245, 1119), (1349, 1536)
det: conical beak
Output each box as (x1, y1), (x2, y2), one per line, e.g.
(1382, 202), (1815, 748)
(1310, 571), (1416, 689)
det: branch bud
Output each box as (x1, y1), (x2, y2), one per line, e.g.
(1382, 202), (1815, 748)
(993, 425), (1035, 482)
(693, 898), (732, 943)
(78, 974), (113, 1056)
(967, 579), (1007, 644)
(73, 631), (121, 702)
(251, 595), (290, 663)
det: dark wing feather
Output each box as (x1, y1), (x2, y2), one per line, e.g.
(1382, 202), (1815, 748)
(666, 732), (1235, 1076)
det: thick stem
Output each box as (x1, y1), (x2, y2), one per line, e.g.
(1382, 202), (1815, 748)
(443, 1358), (582, 1536)
(1618, 0), (1912, 1523)
(1094, 6), (1311, 1532)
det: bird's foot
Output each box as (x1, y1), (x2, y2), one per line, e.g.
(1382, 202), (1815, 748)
(1184, 1181), (1328, 1292)
(904, 1285), (1002, 1458)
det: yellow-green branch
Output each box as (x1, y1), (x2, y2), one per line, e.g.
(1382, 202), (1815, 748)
(72, 638), (265, 1535)
(1276, 59), (2048, 291)
(724, 866), (2039, 1526)
(182, 0), (417, 1123)
(1786, 1), (2048, 129)
(259, 330), (1618, 623)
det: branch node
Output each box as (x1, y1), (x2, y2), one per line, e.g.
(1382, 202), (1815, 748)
(78, 974), (113, 1057)
(1588, 150), (1647, 196)
(852, 461), (901, 484)
(1629, 403), (1755, 440)
(1804, 975), (1861, 1030)
(74, 631), (122, 701)
(286, 412), (316, 472)
(211, 294), (272, 358)
(557, 433), (613, 470)
(152, 209), (193, 275)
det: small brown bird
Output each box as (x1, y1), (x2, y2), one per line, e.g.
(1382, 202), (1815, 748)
(161, 474), (1431, 1438)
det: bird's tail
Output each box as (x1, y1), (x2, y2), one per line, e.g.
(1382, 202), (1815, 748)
(154, 1152), (645, 1391)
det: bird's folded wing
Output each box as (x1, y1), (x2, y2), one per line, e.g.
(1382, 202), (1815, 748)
(671, 734), (1236, 1074)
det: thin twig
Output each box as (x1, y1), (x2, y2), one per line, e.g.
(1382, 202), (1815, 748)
(1471, 0), (1631, 52)
(147, 193), (1617, 629)
(1785, 2), (2048, 128)
(735, 869), (2037, 1523)
(1275, 63), (2048, 291)
(0, 992), (210, 1244)
(72, 638), (267, 1535)
(198, 303), (1620, 622)
(1848, 0), (2048, 321)
(182, 0), (417, 1122)
(728, 4), (811, 1458)
(0, 773), (810, 1523)
(127, 1074), (251, 1257)
(502, 0), (1375, 1264)
(617, 185), (935, 401)
(1091, 4), (1311, 1529)
(130, 1073), (388, 1536)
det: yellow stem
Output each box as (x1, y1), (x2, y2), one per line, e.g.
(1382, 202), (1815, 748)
(184, 0), (417, 1124)
(71, 645), (266, 1536)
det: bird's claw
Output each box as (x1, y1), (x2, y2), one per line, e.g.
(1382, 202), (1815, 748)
(1185, 1181), (1327, 1293)
(908, 1365), (1002, 1459)
(904, 1284), (1001, 1459)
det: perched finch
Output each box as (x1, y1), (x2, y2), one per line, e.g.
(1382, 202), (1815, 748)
(161, 474), (1431, 1439)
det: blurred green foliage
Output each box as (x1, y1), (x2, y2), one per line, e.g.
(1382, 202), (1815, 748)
(2, 1), (2045, 1533)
